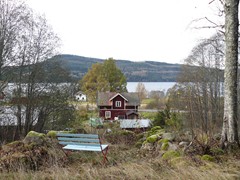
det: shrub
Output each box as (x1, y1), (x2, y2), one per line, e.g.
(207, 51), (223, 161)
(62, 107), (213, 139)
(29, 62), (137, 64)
(165, 112), (182, 131)
(105, 130), (137, 145)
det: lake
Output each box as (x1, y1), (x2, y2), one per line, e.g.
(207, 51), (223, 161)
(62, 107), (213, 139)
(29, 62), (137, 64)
(4, 82), (176, 95)
(127, 82), (176, 93)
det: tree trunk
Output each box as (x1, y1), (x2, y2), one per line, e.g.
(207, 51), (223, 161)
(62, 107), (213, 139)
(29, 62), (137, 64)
(221, 0), (239, 149)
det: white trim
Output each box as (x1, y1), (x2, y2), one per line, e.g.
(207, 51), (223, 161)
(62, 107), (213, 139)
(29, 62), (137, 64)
(105, 111), (111, 118)
(115, 101), (121, 107)
(109, 93), (128, 102)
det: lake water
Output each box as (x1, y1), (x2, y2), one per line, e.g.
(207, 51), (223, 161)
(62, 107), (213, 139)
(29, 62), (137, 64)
(127, 82), (176, 93)
(4, 82), (176, 95)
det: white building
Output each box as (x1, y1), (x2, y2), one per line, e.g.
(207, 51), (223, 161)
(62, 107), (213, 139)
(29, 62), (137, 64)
(75, 91), (87, 101)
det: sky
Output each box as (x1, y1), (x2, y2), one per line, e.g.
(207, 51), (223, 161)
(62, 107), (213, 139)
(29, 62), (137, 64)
(26, 0), (222, 64)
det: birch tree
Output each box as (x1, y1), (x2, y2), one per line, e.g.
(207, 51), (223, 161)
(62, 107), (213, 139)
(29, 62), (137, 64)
(221, 0), (239, 148)
(136, 82), (147, 102)
(176, 33), (224, 134)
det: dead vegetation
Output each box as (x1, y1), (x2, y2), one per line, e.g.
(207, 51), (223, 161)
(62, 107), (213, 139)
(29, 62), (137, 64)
(1, 126), (240, 180)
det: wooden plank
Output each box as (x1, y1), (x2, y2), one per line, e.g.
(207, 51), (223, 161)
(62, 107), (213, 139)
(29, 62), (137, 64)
(59, 142), (101, 146)
(63, 144), (102, 152)
(57, 133), (99, 138)
(57, 137), (99, 143)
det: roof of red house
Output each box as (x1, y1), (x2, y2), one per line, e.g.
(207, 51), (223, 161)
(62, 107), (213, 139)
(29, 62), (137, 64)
(97, 92), (140, 106)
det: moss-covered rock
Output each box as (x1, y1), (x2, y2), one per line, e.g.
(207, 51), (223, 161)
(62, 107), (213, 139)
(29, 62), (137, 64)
(158, 138), (169, 144)
(146, 135), (159, 143)
(147, 126), (165, 137)
(151, 126), (162, 131)
(201, 154), (215, 162)
(161, 142), (169, 151)
(0, 131), (67, 172)
(162, 132), (176, 141)
(47, 130), (57, 138)
(26, 131), (46, 137)
(23, 131), (47, 145)
(162, 150), (180, 160)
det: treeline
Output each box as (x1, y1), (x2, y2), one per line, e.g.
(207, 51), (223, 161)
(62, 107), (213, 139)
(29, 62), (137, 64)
(46, 54), (183, 82)
(3, 53), (223, 83)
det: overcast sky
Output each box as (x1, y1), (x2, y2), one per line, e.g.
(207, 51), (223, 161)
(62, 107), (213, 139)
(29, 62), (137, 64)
(26, 0), (222, 64)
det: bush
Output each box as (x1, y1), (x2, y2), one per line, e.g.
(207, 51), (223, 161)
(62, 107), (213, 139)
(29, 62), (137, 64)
(165, 112), (182, 131)
(105, 130), (137, 145)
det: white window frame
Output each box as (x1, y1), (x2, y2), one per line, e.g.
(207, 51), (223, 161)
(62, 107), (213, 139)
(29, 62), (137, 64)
(105, 111), (111, 118)
(115, 101), (121, 107)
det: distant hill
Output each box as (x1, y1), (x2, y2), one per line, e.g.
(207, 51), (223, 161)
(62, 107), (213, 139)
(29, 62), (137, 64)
(50, 54), (182, 82)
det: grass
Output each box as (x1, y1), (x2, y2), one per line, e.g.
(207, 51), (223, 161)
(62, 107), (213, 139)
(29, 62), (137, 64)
(1, 122), (240, 179)
(1, 143), (240, 180)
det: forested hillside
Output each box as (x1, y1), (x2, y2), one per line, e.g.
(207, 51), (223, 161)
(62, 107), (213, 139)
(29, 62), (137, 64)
(50, 54), (182, 82)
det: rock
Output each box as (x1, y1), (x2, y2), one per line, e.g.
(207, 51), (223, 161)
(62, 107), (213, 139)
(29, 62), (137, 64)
(162, 133), (176, 141)
(47, 130), (57, 138)
(168, 142), (178, 151)
(0, 131), (67, 172)
(161, 142), (169, 151)
(23, 131), (47, 145)
(146, 134), (159, 143)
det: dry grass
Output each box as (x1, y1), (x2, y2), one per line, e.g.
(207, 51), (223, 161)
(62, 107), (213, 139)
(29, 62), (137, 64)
(2, 159), (240, 180)
(1, 144), (240, 180)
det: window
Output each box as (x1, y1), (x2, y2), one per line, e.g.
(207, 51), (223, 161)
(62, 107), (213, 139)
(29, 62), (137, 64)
(118, 115), (125, 119)
(115, 101), (121, 107)
(105, 111), (111, 119)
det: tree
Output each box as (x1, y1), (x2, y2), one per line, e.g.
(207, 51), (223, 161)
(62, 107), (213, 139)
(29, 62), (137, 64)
(12, 11), (61, 136)
(176, 33), (224, 134)
(0, 0), (76, 141)
(0, 0), (30, 82)
(102, 58), (127, 92)
(221, 0), (239, 148)
(136, 82), (147, 102)
(80, 58), (127, 102)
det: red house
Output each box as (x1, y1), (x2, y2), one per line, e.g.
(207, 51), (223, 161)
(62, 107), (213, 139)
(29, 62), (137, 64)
(97, 92), (140, 120)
